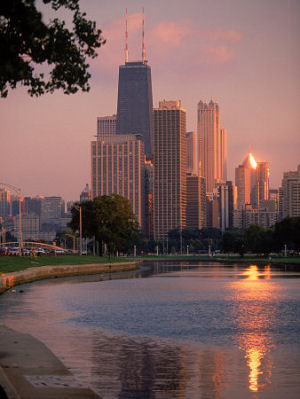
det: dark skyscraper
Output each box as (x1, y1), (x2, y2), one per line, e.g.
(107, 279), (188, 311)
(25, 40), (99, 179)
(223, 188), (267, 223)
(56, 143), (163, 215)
(116, 61), (153, 155)
(116, 9), (153, 155)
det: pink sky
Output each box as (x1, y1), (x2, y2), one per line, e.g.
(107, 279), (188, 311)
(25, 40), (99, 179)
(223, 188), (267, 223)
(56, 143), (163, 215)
(0, 0), (299, 202)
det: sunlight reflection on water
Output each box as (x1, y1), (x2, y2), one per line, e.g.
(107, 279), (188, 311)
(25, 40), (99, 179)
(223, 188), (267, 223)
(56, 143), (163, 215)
(0, 262), (299, 398)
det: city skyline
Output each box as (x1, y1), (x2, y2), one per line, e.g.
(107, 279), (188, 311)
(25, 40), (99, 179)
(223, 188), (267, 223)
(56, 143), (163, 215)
(0, 0), (299, 201)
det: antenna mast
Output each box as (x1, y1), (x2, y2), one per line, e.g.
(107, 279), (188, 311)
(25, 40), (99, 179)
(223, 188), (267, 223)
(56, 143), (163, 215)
(125, 8), (128, 63)
(142, 7), (146, 63)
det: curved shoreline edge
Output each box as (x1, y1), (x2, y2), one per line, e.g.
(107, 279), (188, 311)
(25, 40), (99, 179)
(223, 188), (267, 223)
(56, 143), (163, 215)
(0, 261), (139, 399)
(0, 261), (139, 295)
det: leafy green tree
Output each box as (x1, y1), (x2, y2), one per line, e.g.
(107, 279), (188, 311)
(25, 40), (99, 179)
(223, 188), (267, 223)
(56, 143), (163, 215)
(221, 229), (246, 256)
(69, 195), (139, 256)
(0, 0), (105, 97)
(273, 217), (300, 252)
(245, 224), (273, 256)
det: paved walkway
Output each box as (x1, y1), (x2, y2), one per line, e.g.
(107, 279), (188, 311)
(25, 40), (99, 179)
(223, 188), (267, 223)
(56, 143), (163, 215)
(0, 325), (101, 399)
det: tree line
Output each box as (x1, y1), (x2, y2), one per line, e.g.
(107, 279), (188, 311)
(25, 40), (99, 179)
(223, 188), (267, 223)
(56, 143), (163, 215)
(68, 194), (300, 257)
(221, 217), (300, 256)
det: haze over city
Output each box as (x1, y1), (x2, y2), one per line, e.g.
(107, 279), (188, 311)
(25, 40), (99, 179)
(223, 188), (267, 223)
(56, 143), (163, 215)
(0, 0), (299, 201)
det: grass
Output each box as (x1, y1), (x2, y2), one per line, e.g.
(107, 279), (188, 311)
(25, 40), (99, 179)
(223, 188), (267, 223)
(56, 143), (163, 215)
(1, 254), (299, 274)
(141, 254), (300, 264)
(0, 255), (133, 274)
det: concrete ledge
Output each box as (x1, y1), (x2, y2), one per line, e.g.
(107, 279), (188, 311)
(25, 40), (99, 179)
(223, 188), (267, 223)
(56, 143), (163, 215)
(0, 261), (138, 295)
(0, 261), (139, 398)
(0, 325), (101, 398)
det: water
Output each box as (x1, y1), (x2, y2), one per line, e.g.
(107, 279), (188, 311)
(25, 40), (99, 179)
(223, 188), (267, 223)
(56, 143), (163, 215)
(0, 261), (300, 398)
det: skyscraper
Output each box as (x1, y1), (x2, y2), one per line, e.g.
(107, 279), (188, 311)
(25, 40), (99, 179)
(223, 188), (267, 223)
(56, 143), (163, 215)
(0, 189), (11, 218)
(186, 172), (206, 230)
(220, 128), (228, 181)
(186, 131), (197, 173)
(116, 12), (153, 155)
(279, 164), (300, 219)
(153, 100), (186, 240)
(197, 100), (222, 194)
(217, 181), (236, 231)
(256, 162), (269, 206)
(91, 134), (145, 228)
(116, 61), (153, 155)
(97, 115), (116, 137)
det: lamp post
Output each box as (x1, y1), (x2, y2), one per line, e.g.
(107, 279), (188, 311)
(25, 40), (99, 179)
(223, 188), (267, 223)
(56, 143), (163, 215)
(18, 189), (23, 254)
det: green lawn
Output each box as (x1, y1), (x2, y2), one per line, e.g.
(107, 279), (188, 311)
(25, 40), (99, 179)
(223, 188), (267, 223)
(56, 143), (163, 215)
(141, 254), (300, 264)
(0, 255), (133, 274)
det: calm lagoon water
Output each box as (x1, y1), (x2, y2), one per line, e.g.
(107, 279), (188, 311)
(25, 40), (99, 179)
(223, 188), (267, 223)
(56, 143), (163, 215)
(0, 261), (300, 398)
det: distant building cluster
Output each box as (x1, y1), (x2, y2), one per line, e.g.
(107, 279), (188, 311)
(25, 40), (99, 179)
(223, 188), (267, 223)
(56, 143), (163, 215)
(0, 192), (74, 243)
(91, 29), (300, 238)
(2, 19), (299, 246)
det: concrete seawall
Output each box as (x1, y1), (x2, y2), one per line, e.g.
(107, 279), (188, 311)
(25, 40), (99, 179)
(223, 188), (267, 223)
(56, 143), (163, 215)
(0, 261), (139, 398)
(0, 261), (139, 295)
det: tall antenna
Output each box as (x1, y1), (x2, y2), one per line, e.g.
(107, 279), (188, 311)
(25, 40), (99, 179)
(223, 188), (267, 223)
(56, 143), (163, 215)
(142, 7), (146, 63)
(125, 8), (128, 63)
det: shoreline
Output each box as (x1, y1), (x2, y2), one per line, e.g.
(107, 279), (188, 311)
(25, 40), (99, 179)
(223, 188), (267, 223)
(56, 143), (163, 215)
(141, 256), (300, 266)
(0, 261), (139, 399)
(0, 261), (139, 295)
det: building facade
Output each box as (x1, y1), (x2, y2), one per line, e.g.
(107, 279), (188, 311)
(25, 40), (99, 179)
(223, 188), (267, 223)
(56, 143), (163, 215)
(0, 189), (11, 218)
(80, 184), (91, 202)
(279, 164), (300, 219)
(217, 181), (236, 231)
(40, 197), (65, 225)
(97, 115), (116, 137)
(197, 100), (222, 194)
(116, 61), (153, 156)
(153, 100), (187, 239)
(91, 134), (145, 228)
(220, 128), (228, 182)
(186, 173), (206, 230)
(235, 164), (250, 209)
(186, 131), (197, 173)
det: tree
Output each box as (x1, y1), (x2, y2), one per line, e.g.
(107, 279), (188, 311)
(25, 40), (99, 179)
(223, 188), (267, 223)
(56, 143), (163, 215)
(273, 217), (300, 253)
(0, 0), (105, 97)
(245, 224), (273, 256)
(69, 195), (139, 256)
(221, 229), (246, 257)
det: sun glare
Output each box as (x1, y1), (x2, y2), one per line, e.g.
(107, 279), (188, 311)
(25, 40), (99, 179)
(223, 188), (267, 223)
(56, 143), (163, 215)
(249, 153), (257, 169)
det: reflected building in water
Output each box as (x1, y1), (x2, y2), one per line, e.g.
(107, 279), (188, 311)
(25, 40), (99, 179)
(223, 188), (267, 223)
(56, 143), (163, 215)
(91, 331), (229, 399)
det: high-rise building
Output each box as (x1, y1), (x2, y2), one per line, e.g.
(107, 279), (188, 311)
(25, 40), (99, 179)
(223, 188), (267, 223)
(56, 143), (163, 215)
(153, 100), (187, 240)
(256, 162), (269, 205)
(186, 172), (206, 230)
(144, 158), (154, 239)
(235, 164), (251, 209)
(279, 164), (300, 219)
(116, 10), (153, 156)
(40, 197), (65, 224)
(91, 134), (145, 228)
(97, 115), (116, 137)
(197, 100), (222, 194)
(235, 153), (269, 210)
(116, 61), (153, 155)
(217, 181), (236, 231)
(0, 189), (11, 218)
(80, 184), (91, 202)
(269, 189), (279, 212)
(220, 128), (228, 181)
(186, 131), (197, 173)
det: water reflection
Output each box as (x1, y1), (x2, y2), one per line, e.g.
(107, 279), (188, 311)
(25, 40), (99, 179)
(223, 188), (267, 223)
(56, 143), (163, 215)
(233, 265), (278, 393)
(0, 262), (299, 398)
(90, 332), (228, 399)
